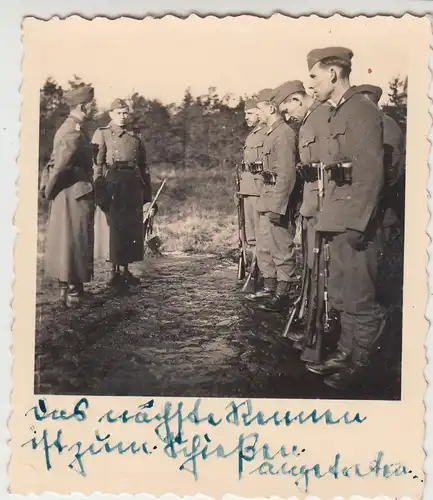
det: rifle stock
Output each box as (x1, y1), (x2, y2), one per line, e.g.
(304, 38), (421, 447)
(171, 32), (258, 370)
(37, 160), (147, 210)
(242, 250), (258, 293)
(282, 218), (309, 337)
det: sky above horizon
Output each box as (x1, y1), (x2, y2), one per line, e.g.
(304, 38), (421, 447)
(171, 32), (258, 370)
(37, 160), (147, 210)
(25, 14), (410, 109)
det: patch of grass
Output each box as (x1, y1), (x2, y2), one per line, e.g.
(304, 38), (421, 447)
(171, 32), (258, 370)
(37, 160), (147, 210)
(150, 164), (238, 256)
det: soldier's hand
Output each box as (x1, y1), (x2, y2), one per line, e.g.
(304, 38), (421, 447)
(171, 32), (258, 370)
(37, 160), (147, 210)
(346, 229), (366, 251)
(268, 212), (282, 226)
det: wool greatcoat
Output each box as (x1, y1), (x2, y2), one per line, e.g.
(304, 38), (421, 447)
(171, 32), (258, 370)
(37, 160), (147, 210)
(43, 115), (95, 284)
(92, 122), (152, 265)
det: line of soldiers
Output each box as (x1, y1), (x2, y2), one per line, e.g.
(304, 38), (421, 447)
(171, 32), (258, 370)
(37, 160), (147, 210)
(236, 46), (405, 390)
(40, 88), (157, 308)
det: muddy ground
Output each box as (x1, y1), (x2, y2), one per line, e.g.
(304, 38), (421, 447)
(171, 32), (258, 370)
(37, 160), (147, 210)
(34, 233), (403, 401)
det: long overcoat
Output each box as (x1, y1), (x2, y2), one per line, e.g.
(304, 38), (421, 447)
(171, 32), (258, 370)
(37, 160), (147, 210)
(42, 115), (95, 284)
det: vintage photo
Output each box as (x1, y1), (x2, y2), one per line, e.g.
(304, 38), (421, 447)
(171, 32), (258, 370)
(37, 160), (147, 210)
(10, 14), (430, 498)
(32, 16), (409, 401)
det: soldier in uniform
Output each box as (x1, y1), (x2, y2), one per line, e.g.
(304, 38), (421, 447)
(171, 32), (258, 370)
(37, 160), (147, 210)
(92, 99), (153, 286)
(246, 86), (299, 312)
(304, 47), (387, 389)
(355, 84), (406, 242)
(41, 85), (95, 307)
(237, 98), (267, 290)
(276, 80), (334, 349)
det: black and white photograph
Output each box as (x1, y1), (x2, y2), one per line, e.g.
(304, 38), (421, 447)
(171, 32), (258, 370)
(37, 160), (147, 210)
(33, 15), (409, 401)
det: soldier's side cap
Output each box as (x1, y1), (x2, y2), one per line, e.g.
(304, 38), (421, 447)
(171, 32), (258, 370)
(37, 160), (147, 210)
(109, 98), (129, 111)
(307, 47), (354, 71)
(271, 80), (306, 107)
(356, 84), (383, 103)
(244, 98), (258, 110)
(65, 85), (94, 107)
(256, 88), (275, 103)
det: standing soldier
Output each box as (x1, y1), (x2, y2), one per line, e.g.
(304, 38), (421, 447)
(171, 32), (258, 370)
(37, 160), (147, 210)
(237, 98), (267, 291)
(355, 84), (406, 241)
(276, 81), (334, 350)
(92, 98), (153, 286)
(246, 86), (299, 312)
(304, 47), (387, 389)
(42, 85), (95, 307)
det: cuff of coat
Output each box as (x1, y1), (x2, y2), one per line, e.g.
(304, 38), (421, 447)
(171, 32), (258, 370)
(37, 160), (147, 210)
(345, 202), (375, 232)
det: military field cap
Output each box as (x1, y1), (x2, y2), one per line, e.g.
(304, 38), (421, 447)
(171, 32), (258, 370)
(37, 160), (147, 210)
(307, 46), (354, 71)
(109, 98), (129, 111)
(244, 98), (258, 110)
(65, 85), (94, 107)
(272, 80), (306, 107)
(355, 84), (383, 103)
(256, 88), (275, 103)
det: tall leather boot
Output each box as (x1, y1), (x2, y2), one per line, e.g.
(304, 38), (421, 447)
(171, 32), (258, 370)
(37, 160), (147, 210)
(245, 277), (277, 302)
(257, 280), (292, 312)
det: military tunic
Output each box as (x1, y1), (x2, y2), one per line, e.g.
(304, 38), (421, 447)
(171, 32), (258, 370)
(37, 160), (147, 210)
(241, 123), (267, 246)
(316, 87), (386, 363)
(256, 119), (298, 283)
(298, 100), (332, 269)
(43, 115), (95, 284)
(92, 122), (152, 265)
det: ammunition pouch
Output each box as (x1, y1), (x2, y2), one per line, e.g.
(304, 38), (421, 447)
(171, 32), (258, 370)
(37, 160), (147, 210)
(296, 162), (322, 183)
(324, 161), (353, 186)
(262, 171), (278, 186)
(249, 161), (264, 174)
(241, 161), (264, 174)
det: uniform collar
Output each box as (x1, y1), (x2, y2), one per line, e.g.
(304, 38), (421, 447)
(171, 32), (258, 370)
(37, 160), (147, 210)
(252, 122), (267, 134)
(265, 118), (285, 135)
(109, 121), (128, 137)
(68, 113), (84, 125)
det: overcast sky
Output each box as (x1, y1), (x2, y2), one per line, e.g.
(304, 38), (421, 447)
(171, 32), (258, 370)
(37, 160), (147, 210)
(25, 14), (410, 109)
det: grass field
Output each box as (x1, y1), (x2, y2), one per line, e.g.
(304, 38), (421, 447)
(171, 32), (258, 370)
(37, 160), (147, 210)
(150, 163), (239, 256)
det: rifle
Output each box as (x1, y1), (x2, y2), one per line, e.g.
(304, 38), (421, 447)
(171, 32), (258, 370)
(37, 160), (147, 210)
(300, 162), (331, 363)
(282, 217), (310, 337)
(235, 165), (248, 281)
(143, 178), (167, 254)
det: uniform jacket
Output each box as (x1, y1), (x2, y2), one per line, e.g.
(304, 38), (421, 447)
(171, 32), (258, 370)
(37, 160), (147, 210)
(240, 123), (267, 196)
(92, 122), (152, 203)
(257, 119), (298, 215)
(44, 115), (94, 201)
(298, 100), (332, 218)
(316, 87), (384, 233)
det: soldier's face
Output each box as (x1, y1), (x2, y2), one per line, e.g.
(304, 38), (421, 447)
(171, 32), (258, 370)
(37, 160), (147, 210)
(279, 94), (306, 121)
(244, 108), (260, 127)
(257, 102), (272, 121)
(109, 107), (129, 127)
(309, 63), (333, 102)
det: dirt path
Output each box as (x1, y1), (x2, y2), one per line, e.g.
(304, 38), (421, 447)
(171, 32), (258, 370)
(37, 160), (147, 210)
(35, 252), (401, 400)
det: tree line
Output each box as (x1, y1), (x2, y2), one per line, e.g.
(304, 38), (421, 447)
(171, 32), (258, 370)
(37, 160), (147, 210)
(39, 75), (408, 173)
